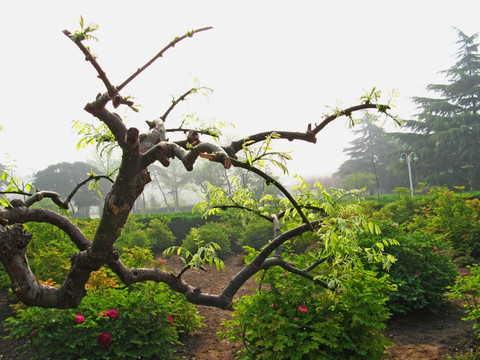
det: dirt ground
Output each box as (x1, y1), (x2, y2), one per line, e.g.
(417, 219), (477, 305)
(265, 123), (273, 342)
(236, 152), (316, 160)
(0, 256), (478, 359)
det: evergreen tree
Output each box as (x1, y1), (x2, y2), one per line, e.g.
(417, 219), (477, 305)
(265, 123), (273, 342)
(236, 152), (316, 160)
(394, 28), (480, 189)
(335, 115), (401, 194)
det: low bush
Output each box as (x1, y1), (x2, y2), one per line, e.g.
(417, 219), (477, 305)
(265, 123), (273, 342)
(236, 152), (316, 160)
(238, 218), (274, 250)
(221, 252), (394, 360)
(360, 224), (457, 314)
(145, 218), (176, 254)
(448, 265), (480, 339)
(4, 282), (202, 359)
(181, 222), (233, 258)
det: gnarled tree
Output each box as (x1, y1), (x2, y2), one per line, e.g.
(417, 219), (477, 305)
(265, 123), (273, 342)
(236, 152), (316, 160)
(0, 21), (396, 311)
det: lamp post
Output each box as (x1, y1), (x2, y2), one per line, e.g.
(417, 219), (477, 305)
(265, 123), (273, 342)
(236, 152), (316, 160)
(399, 152), (418, 197)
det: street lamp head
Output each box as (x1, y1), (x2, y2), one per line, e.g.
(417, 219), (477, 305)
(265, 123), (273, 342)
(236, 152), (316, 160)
(413, 155), (419, 161)
(399, 153), (406, 161)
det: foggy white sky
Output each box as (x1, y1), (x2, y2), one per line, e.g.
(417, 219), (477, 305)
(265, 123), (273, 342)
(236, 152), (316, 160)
(1, 1), (479, 179)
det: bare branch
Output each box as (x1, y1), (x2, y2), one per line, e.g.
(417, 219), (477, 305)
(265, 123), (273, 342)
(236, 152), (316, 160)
(303, 256), (329, 272)
(64, 174), (114, 204)
(84, 102), (128, 143)
(230, 158), (314, 232)
(312, 103), (385, 135)
(0, 204), (91, 250)
(107, 259), (234, 310)
(259, 257), (330, 289)
(160, 88), (207, 122)
(62, 30), (116, 97)
(211, 205), (273, 222)
(24, 191), (68, 209)
(22, 174), (113, 209)
(117, 27), (213, 92)
(225, 129), (317, 157)
(221, 221), (320, 300)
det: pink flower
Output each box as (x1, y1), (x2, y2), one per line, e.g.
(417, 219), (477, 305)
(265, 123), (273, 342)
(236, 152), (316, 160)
(106, 309), (119, 319)
(433, 246), (438, 250)
(326, 317), (331, 321)
(30, 329), (38, 339)
(414, 271), (420, 276)
(270, 304), (276, 308)
(98, 311), (108, 318)
(97, 332), (112, 347)
(392, 223), (398, 228)
(298, 306), (308, 313)
(75, 315), (85, 324)
(283, 273), (288, 277)
(166, 316), (174, 325)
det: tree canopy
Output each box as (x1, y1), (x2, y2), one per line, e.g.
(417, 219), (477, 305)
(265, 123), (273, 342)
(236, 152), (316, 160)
(33, 162), (110, 217)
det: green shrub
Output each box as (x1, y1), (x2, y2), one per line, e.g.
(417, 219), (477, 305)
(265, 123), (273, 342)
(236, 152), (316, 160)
(238, 218), (273, 250)
(182, 222), (232, 258)
(372, 193), (426, 224)
(23, 223), (78, 284)
(115, 215), (151, 252)
(120, 246), (155, 268)
(360, 226), (457, 314)
(448, 265), (480, 339)
(135, 212), (205, 246)
(146, 218), (176, 254)
(221, 252), (394, 360)
(75, 218), (100, 239)
(4, 282), (202, 359)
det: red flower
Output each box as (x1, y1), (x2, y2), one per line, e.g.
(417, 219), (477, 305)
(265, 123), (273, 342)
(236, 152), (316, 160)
(298, 306), (308, 313)
(106, 309), (119, 319)
(30, 329), (38, 339)
(97, 332), (112, 347)
(166, 315), (174, 325)
(75, 315), (85, 324)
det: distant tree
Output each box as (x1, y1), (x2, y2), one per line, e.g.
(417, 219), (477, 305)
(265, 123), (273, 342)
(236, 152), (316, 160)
(336, 115), (401, 194)
(192, 160), (233, 195)
(149, 161), (193, 212)
(304, 174), (342, 190)
(32, 162), (110, 217)
(341, 172), (376, 195)
(393, 28), (480, 189)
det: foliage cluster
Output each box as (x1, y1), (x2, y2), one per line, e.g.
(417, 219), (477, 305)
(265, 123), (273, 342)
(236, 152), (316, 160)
(448, 265), (480, 339)
(106, 215), (176, 255)
(4, 249), (201, 359)
(221, 250), (395, 360)
(135, 211), (205, 244)
(359, 221), (457, 314)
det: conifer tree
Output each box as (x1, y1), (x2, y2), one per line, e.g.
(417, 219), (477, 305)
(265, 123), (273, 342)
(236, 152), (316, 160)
(394, 28), (480, 189)
(336, 115), (400, 194)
